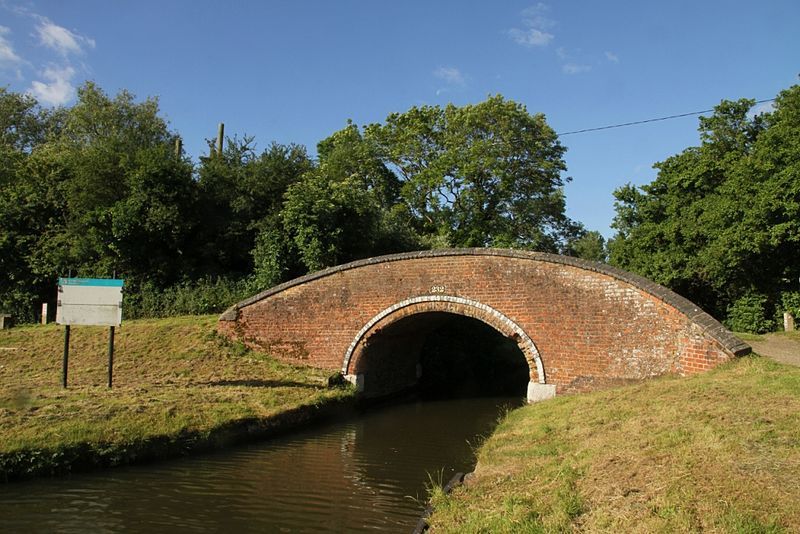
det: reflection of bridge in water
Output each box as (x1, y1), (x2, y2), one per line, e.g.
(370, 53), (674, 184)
(219, 249), (750, 401)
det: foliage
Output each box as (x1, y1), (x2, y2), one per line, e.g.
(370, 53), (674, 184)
(564, 230), (607, 262)
(196, 138), (312, 277)
(724, 294), (773, 334)
(609, 84), (800, 321)
(256, 123), (418, 280)
(0, 83), (198, 320)
(781, 291), (800, 317)
(0, 84), (591, 321)
(123, 278), (252, 319)
(365, 95), (577, 251)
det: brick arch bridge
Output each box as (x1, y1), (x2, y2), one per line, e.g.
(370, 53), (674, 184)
(218, 249), (750, 401)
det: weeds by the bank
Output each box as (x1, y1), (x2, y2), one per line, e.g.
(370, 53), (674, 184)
(427, 356), (800, 532)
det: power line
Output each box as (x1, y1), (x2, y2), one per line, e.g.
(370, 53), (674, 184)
(556, 98), (776, 137)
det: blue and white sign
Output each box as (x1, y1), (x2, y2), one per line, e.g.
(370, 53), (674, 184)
(56, 278), (124, 326)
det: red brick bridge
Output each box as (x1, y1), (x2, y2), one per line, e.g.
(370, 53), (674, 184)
(218, 249), (750, 401)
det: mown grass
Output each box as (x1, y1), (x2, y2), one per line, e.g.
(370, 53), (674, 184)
(427, 355), (800, 532)
(0, 316), (353, 480)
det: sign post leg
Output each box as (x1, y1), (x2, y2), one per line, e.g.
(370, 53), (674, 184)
(107, 326), (115, 388)
(62, 325), (70, 388)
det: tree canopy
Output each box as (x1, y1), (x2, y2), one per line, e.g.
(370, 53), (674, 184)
(609, 84), (800, 328)
(364, 95), (578, 250)
(8, 79), (798, 330)
(0, 84), (601, 322)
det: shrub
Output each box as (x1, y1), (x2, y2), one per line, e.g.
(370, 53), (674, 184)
(124, 277), (252, 319)
(781, 291), (800, 317)
(724, 294), (773, 334)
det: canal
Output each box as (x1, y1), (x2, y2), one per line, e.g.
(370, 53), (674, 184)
(1, 315), (530, 532)
(0, 396), (522, 533)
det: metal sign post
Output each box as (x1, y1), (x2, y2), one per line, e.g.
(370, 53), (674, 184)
(108, 326), (115, 388)
(62, 325), (70, 388)
(56, 278), (124, 388)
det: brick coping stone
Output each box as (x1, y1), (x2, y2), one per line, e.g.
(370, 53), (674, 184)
(220, 248), (750, 357)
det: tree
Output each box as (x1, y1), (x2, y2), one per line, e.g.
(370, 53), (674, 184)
(254, 124), (417, 285)
(31, 82), (196, 283)
(0, 89), (61, 320)
(365, 95), (575, 251)
(609, 84), (800, 323)
(0, 83), (198, 319)
(565, 230), (607, 262)
(196, 138), (312, 277)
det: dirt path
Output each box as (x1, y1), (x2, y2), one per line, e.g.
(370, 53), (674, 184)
(749, 333), (800, 367)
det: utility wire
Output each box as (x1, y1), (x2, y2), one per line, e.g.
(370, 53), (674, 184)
(556, 98), (776, 137)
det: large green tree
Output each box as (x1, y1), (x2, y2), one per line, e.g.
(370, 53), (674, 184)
(0, 89), (63, 319)
(365, 95), (576, 250)
(31, 83), (196, 283)
(609, 84), (800, 321)
(252, 124), (416, 287)
(0, 83), (198, 319)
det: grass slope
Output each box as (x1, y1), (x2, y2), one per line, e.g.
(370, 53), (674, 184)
(428, 356), (800, 533)
(0, 316), (352, 480)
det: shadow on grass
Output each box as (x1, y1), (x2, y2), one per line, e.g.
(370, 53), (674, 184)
(199, 379), (322, 389)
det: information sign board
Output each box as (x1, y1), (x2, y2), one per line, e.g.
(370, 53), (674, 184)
(56, 278), (124, 326)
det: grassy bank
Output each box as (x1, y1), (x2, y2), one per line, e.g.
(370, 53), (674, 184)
(427, 356), (800, 532)
(0, 316), (353, 481)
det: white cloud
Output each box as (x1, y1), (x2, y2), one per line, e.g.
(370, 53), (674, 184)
(521, 4), (556, 31)
(605, 51), (620, 63)
(21, 15), (95, 105)
(36, 19), (95, 56)
(563, 63), (591, 75)
(0, 26), (23, 65)
(28, 65), (76, 106)
(508, 28), (554, 47)
(508, 3), (555, 47)
(433, 66), (465, 85)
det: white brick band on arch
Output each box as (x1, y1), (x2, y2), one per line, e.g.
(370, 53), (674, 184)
(341, 295), (546, 384)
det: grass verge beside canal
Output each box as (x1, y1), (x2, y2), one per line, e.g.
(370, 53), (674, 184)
(0, 316), (354, 482)
(427, 356), (800, 532)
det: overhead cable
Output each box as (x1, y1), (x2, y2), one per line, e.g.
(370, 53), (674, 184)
(556, 98), (776, 137)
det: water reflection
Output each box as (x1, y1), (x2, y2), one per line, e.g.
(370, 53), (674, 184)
(0, 397), (522, 533)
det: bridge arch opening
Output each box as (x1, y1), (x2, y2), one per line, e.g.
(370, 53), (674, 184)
(342, 297), (555, 401)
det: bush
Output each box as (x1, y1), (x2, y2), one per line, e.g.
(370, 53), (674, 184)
(781, 291), (800, 317)
(124, 277), (252, 319)
(724, 294), (774, 334)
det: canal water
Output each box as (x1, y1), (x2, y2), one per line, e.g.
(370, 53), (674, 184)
(0, 396), (523, 533)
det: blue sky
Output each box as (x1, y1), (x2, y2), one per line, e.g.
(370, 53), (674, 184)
(1, 1), (797, 237)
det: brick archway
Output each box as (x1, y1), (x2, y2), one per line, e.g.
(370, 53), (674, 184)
(341, 296), (552, 399)
(342, 295), (554, 396)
